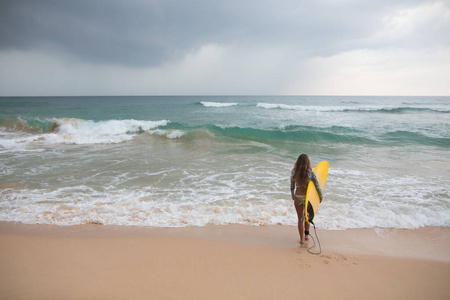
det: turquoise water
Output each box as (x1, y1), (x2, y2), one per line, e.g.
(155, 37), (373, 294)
(1, 96), (449, 228)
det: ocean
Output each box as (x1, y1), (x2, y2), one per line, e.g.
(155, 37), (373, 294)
(0, 96), (449, 229)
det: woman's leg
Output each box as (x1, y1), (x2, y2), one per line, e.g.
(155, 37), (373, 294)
(305, 221), (310, 240)
(293, 197), (305, 244)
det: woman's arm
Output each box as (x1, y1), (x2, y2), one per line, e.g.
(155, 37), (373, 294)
(290, 171), (296, 199)
(310, 171), (323, 202)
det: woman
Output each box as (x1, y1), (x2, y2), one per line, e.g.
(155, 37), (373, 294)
(290, 154), (323, 244)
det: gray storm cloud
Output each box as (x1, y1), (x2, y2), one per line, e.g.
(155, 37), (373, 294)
(2, 0), (442, 67)
(0, 0), (449, 95)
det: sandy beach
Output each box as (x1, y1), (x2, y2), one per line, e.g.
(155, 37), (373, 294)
(0, 222), (449, 300)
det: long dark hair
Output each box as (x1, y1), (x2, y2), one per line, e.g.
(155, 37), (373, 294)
(292, 154), (312, 184)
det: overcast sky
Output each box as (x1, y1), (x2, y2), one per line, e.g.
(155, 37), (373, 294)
(1, 0), (449, 96)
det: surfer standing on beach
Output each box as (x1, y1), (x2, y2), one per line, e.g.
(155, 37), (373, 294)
(291, 154), (323, 244)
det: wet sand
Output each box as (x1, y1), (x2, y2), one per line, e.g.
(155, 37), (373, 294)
(1, 222), (449, 299)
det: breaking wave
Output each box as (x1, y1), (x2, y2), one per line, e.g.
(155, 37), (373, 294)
(200, 101), (239, 107)
(256, 103), (449, 113)
(0, 118), (179, 148)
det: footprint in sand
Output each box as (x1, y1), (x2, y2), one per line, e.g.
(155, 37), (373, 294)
(320, 254), (357, 267)
(295, 254), (312, 269)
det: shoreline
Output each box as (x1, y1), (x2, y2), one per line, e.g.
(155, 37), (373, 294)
(1, 222), (449, 262)
(1, 222), (449, 299)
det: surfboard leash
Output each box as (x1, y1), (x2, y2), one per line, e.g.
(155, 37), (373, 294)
(307, 221), (322, 255)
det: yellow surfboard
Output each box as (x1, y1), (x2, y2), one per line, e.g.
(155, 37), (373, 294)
(305, 161), (329, 224)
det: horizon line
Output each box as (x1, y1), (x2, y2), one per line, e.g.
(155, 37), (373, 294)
(1, 94), (449, 98)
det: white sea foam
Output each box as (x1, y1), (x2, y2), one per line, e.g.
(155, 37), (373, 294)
(0, 186), (294, 227)
(53, 118), (169, 136)
(0, 119), (171, 149)
(256, 102), (445, 113)
(149, 129), (185, 139)
(0, 133), (48, 153)
(257, 102), (356, 111)
(1, 165), (448, 229)
(201, 101), (238, 107)
(1, 188), (448, 229)
(256, 102), (378, 111)
(257, 103), (303, 110)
